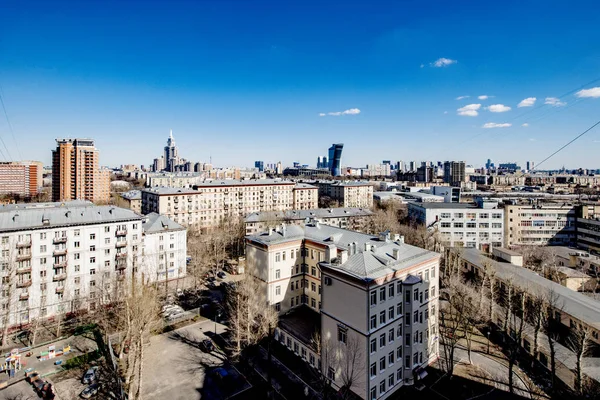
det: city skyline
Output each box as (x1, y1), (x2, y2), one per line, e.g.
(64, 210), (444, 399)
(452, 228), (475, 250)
(2, 1), (600, 169)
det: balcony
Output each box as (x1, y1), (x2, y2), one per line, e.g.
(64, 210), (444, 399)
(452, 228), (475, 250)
(56, 287), (64, 294)
(115, 241), (127, 248)
(116, 263), (127, 270)
(19, 292), (29, 301)
(53, 274), (67, 282)
(16, 267), (32, 274)
(53, 249), (67, 257)
(16, 241), (32, 248)
(53, 261), (67, 269)
(16, 254), (31, 261)
(16, 280), (32, 288)
(116, 229), (127, 237)
(115, 252), (128, 260)
(117, 274), (126, 281)
(53, 236), (67, 244)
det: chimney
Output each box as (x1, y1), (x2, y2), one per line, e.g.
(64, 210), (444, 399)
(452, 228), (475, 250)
(281, 223), (287, 236)
(392, 248), (400, 259)
(393, 234), (400, 241)
(397, 235), (405, 244)
(339, 249), (349, 264)
(326, 244), (336, 261)
(364, 242), (370, 252)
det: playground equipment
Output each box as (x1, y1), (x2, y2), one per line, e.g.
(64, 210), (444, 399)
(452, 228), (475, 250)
(1, 349), (22, 378)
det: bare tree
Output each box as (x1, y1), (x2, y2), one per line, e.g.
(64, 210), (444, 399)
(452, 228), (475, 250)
(541, 289), (563, 395)
(337, 334), (366, 400)
(311, 331), (336, 400)
(439, 275), (469, 376)
(507, 287), (526, 394)
(567, 325), (594, 395)
(1, 247), (18, 347)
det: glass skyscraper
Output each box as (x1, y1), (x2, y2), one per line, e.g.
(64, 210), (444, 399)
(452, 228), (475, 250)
(328, 143), (344, 176)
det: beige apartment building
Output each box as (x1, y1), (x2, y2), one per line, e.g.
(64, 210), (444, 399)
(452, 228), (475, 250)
(0, 161), (43, 197)
(292, 183), (318, 210)
(317, 181), (374, 208)
(504, 203), (576, 247)
(246, 224), (440, 399)
(52, 139), (110, 203)
(141, 180), (317, 228)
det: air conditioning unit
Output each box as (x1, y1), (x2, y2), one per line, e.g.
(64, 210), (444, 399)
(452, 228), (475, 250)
(324, 277), (332, 286)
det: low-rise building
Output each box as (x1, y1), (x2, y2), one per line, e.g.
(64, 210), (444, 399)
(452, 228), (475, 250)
(408, 201), (504, 251)
(504, 203), (576, 247)
(119, 190), (142, 214)
(316, 181), (374, 208)
(246, 224), (440, 399)
(244, 207), (373, 235)
(141, 213), (187, 283)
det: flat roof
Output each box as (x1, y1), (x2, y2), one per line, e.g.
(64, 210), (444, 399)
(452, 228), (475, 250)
(245, 207), (373, 223)
(408, 202), (491, 210)
(278, 305), (321, 347)
(461, 248), (600, 330)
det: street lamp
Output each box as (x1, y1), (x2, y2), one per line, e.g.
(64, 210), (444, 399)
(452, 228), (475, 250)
(486, 331), (491, 354)
(215, 311), (222, 335)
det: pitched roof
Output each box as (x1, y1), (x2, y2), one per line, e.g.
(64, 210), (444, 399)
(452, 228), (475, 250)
(142, 212), (185, 234)
(245, 207), (373, 223)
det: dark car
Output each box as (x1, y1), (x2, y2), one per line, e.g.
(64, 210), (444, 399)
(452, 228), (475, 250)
(206, 276), (216, 283)
(80, 383), (100, 399)
(216, 271), (226, 279)
(200, 338), (214, 352)
(82, 366), (99, 384)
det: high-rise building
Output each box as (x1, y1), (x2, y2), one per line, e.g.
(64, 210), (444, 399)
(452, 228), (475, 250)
(443, 161), (466, 187)
(255, 161), (264, 172)
(52, 139), (110, 203)
(328, 143), (344, 176)
(164, 130), (180, 172)
(0, 161), (43, 197)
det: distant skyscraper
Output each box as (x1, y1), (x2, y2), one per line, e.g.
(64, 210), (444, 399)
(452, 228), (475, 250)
(322, 156), (327, 169)
(255, 161), (264, 172)
(163, 130), (180, 172)
(52, 138), (110, 203)
(328, 143), (344, 176)
(485, 159), (492, 169)
(0, 161), (43, 197)
(443, 161), (466, 187)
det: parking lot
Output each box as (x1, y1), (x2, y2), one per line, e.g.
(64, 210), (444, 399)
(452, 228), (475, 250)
(141, 319), (250, 400)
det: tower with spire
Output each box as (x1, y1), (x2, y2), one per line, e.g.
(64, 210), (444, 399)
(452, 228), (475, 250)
(164, 129), (180, 172)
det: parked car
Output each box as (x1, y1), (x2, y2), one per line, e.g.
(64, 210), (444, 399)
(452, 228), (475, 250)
(82, 366), (99, 384)
(200, 338), (214, 352)
(216, 271), (226, 279)
(176, 288), (184, 297)
(206, 276), (216, 283)
(80, 383), (100, 399)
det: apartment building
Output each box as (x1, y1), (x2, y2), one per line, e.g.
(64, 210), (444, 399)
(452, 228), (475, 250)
(141, 213), (187, 283)
(443, 161), (466, 187)
(146, 172), (206, 188)
(51, 139), (110, 203)
(408, 201), (504, 251)
(119, 190), (142, 214)
(292, 183), (318, 210)
(459, 248), (600, 390)
(246, 224), (440, 399)
(245, 207), (373, 235)
(316, 181), (374, 208)
(0, 201), (143, 329)
(504, 203), (576, 247)
(141, 179), (305, 228)
(0, 161), (43, 197)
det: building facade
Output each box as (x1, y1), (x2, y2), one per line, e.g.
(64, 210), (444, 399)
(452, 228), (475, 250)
(141, 213), (187, 283)
(0, 201), (143, 329)
(317, 181), (374, 208)
(246, 224), (440, 399)
(504, 203), (576, 247)
(0, 161), (43, 198)
(328, 143), (344, 177)
(142, 179), (301, 228)
(51, 139), (110, 203)
(119, 190), (142, 214)
(408, 201), (504, 251)
(292, 184), (319, 210)
(443, 161), (466, 187)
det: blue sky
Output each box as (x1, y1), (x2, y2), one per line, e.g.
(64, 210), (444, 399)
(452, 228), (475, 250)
(2, 0), (600, 170)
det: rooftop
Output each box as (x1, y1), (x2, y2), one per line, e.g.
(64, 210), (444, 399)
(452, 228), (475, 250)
(0, 202), (142, 233)
(278, 305), (321, 347)
(120, 190), (142, 200)
(293, 183), (318, 189)
(247, 223), (439, 281)
(460, 248), (600, 331)
(142, 212), (185, 234)
(408, 202), (489, 210)
(245, 207), (373, 223)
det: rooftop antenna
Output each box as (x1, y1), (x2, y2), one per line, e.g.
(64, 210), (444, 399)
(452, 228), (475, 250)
(169, 129), (173, 139)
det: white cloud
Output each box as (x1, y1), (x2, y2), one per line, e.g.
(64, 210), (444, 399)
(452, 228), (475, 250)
(320, 108), (361, 117)
(420, 64), (425, 68)
(576, 87), (600, 98)
(545, 97), (566, 107)
(486, 104), (511, 113)
(482, 122), (512, 129)
(457, 104), (481, 117)
(522, 123), (529, 127)
(456, 95), (469, 100)
(478, 95), (490, 100)
(431, 58), (457, 67)
(443, 111), (448, 114)
(517, 97), (536, 107)
(529, 138), (536, 142)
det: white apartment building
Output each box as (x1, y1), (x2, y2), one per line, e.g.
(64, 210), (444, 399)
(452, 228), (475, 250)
(142, 213), (187, 283)
(0, 201), (144, 329)
(246, 224), (440, 399)
(504, 203), (576, 247)
(244, 207), (373, 235)
(316, 181), (374, 208)
(292, 183), (319, 210)
(408, 201), (504, 251)
(141, 179), (317, 229)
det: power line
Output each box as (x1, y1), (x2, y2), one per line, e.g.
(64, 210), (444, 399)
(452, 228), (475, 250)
(533, 119), (600, 171)
(0, 84), (21, 160)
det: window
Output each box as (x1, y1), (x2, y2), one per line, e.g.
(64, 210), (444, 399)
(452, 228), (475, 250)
(90, 268), (96, 275)
(74, 253), (80, 260)
(380, 334), (386, 347)
(105, 249), (110, 256)
(275, 253), (281, 262)
(282, 251), (286, 261)
(414, 331), (418, 344)
(388, 374), (394, 387)
(431, 286), (436, 297)
(413, 288), (419, 301)
(370, 338), (377, 353)
(425, 309), (429, 321)
(370, 316), (377, 329)
(388, 306), (394, 320)
(275, 286), (281, 295)
(380, 311), (386, 324)
(90, 280), (96, 287)
(389, 352), (394, 365)
(74, 277), (80, 284)
(370, 387), (376, 400)
(338, 326), (347, 344)
(90, 257), (96, 264)
(311, 282), (316, 292)
(413, 352), (418, 365)
(40, 245), (46, 252)
(90, 233), (96, 240)
(420, 332), (423, 343)
(405, 355), (411, 368)
(397, 369), (402, 383)
(405, 313), (410, 326)
(90, 245), (96, 252)
(405, 290), (411, 303)
(379, 380), (386, 394)
(397, 347), (402, 359)
(389, 284), (394, 298)
(380, 287), (386, 302)
(275, 269), (280, 279)
(370, 363), (377, 378)
(405, 333), (411, 346)
(380, 357), (386, 371)
(397, 303), (402, 315)
(431, 267), (435, 278)
(40, 258), (46, 265)
(420, 312), (423, 324)
(424, 289), (429, 301)
(311, 266), (316, 276)
(370, 291), (377, 306)
(389, 328), (394, 342)
(328, 367), (335, 380)
(414, 311), (418, 323)
(75, 265), (80, 272)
